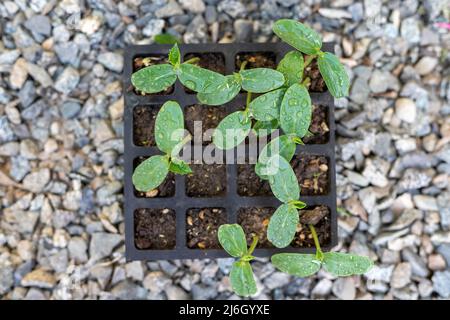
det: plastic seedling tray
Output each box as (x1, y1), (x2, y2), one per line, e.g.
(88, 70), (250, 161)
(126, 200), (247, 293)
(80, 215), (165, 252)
(123, 43), (337, 260)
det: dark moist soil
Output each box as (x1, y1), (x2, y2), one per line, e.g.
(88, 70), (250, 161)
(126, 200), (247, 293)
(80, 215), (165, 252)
(235, 52), (277, 70)
(184, 104), (227, 145)
(133, 157), (175, 197)
(304, 57), (326, 92)
(133, 105), (159, 147)
(184, 52), (226, 94)
(237, 164), (271, 197)
(292, 206), (331, 248)
(186, 208), (226, 249)
(186, 164), (226, 197)
(238, 207), (275, 248)
(134, 208), (176, 250)
(132, 56), (173, 95)
(303, 105), (329, 144)
(291, 155), (329, 195)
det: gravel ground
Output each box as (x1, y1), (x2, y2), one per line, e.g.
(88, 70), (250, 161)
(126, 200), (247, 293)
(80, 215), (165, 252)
(0, 0), (449, 300)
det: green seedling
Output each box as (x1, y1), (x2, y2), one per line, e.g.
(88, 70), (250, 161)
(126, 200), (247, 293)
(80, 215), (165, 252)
(218, 224), (259, 297)
(153, 33), (181, 45)
(132, 101), (191, 192)
(131, 43), (225, 94)
(271, 224), (373, 277)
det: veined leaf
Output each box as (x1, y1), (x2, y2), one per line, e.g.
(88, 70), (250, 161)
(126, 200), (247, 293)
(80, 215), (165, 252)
(131, 64), (176, 93)
(280, 83), (312, 138)
(218, 224), (248, 258)
(197, 74), (241, 105)
(169, 158), (191, 175)
(252, 119), (279, 137)
(277, 51), (304, 87)
(213, 111), (251, 150)
(258, 135), (296, 165)
(154, 33), (181, 45)
(168, 43), (180, 66)
(230, 261), (257, 297)
(155, 101), (185, 154)
(249, 88), (286, 121)
(132, 155), (169, 192)
(267, 204), (299, 248)
(271, 253), (321, 277)
(273, 19), (322, 55)
(178, 63), (225, 93)
(240, 68), (285, 93)
(267, 155), (299, 202)
(323, 252), (373, 277)
(317, 52), (350, 98)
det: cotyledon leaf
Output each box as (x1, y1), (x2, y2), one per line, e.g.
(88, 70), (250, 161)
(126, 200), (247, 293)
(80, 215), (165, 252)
(197, 74), (241, 105)
(267, 155), (299, 203)
(168, 43), (180, 66)
(255, 135), (296, 180)
(271, 253), (321, 277)
(317, 52), (350, 98)
(155, 101), (185, 154)
(252, 119), (278, 137)
(273, 19), (322, 55)
(213, 111), (251, 150)
(154, 33), (181, 45)
(169, 158), (192, 175)
(132, 155), (169, 192)
(280, 83), (312, 138)
(277, 51), (304, 87)
(218, 224), (248, 258)
(267, 204), (299, 248)
(249, 88), (286, 121)
(240, 68), (285, 93)
(230, 261), (257, 297)
(131, 64), (177, 93)
(322, 252), (373, 277)
(177, 63), (226, 93)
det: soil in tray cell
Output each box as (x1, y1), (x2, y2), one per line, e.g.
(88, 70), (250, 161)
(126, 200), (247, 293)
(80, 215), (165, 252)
(291, 154), (329, 196)
(132, 56), (174, 95)
(134, 208), (176, 250)
(133, 157), (175, 197)
(186, 164), (227, 197)
(184, 104), (227, 145)
(303, 105), (329, 144)
(237, 164), (271, 197)
(304, 57), (326, 92)
(183, 52), (226, 94)
(235, 52), (277, 70)
(292, 205), (331, 248)
(133, 105), (161, 147)
(238, 207), (276, 248)
(186, 208), (227, 249)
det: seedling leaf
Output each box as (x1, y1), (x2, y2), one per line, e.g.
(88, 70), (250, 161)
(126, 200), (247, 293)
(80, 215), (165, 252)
(131, 64), (177, 93)
(240, 68), (285, 93)
(277, 51), (304, 87)
(169, 158), (192, 175)
(267, 204), (299, 248)
(230, 261), (257, 297)
(197, 74), (241, 105)
(267, 155), (299, 202)
(178, 63), (225, 93)
(155, 101), (185, 154)
(258, 135), (296, 165)
(273, 19), (322, 55)
(154, 33), (181, 45)
(249, 88), (286, 121)
(271, 253), (321, 277)
(280, 83), (312, 138)
(213, 111), (251, 150)
(252, 119), (278, 137)
(168, 43), (180, 66)
(323, 252), (373, 277)
(218, 224), (248, 258)
(132, 155), (169, 192)
(317, 52), (350, 98)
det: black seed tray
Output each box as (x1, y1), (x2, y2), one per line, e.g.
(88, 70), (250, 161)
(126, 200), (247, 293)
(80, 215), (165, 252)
(123, 43), (337, 261)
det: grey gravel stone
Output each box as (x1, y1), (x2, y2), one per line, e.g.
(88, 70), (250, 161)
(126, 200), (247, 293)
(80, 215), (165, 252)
(89, 233), (122, 262)
(432, 271), (450, 298)
(54, 67), (80, 94)
(97, 52), (124, 73)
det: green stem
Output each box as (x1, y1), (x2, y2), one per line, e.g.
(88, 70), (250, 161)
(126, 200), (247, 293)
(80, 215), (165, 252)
(247, 235), (258, 255)
(184, 57), (200, 65)
(246, 91), (252, 110)
(240, 60), (248, 71)
(309, 224), (324, 261)
(170, 134), (192, 159)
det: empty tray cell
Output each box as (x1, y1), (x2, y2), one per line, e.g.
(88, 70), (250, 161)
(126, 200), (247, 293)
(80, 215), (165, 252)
(235, 52), (277, 70)
(133, 157), (175, 197)
(302, 105), (329, 144)
(132, 55), (174, 95)
(134, 208), (176, 250)
(133, 105), (161, 147)
(303, 55), (326, 93)
(291, 154), (329, 196)
(237, 164), (271, 197)
(186, 164), (227, 197)
(238, 207), (276, 248)
(186, 207), (227, 249)
(184, 104), (227, 145)
(291, 206), (331, 248)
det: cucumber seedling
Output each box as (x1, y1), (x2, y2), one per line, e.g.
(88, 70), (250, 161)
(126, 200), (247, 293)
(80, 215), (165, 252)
(132, 101), (192, 192)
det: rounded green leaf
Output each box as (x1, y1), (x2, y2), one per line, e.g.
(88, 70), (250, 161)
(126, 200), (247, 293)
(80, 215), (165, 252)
(154, 33), (181, 45)
(267, 155), (299, 202)
(252, 119), (279, 137)
(323, 252), (374, 277)
(168, 43), (180, 66)
(169, 158), (192, 175)
(280, 83), (312, 138)
(317, 52), (350, 98)
(197, 75), (241, 105)
(271, 253), (321, 277)
(218, 224), (248, 258)
(178, 63), (226, 93)
(277, 51), (304, 87)
(213, 111), (251, 150)
(131, 64), (177, 93)
(230, 261), (257, 297)
(132, 155), (169, 192)
(249, 88), (286, 121)
(240, 68), (285, 93)
(267, 204), (299, 248)
(155, 101), (185, 154)
(273, 19), (322, 55)
(258, 135), (296, 165)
